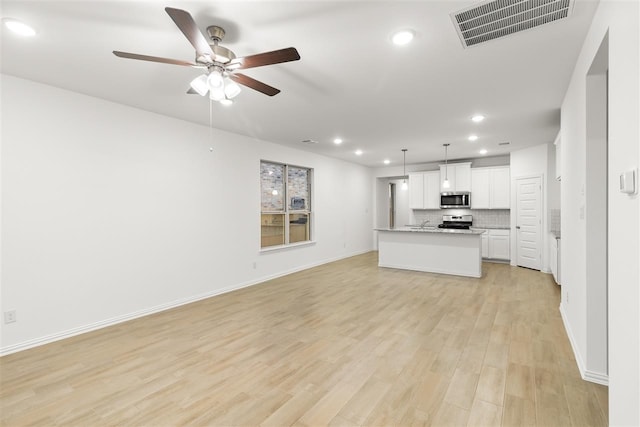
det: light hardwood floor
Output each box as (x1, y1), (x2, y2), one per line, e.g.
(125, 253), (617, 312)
(1, 252), (607, 426)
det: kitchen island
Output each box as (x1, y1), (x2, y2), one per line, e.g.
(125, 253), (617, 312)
(375, 227), (485, 278)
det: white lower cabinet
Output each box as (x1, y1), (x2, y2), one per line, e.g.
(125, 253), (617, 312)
(488, 230), (510, 260)
(550, 234), (561, 284)
(481, 232), (489, 258)
(476, 229), (510, 260)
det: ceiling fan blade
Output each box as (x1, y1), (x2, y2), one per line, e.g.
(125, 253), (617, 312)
(229, 73), (280, 96)
(164, 7), (214, 61)
(113, 51), (203, 68)
(226, 47), (300, 70)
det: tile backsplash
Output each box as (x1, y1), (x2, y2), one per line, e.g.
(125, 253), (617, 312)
(412, 209), (510, 228)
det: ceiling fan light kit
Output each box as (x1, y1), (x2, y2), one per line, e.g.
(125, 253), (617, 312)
(113, 7), (300, 103)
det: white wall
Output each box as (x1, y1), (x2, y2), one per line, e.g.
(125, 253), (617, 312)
(560, 0), (639, 425)
(0, 75), (375, 354)
(509, 143), (551, 272)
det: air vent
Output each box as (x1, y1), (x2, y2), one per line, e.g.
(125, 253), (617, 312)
(300, 139), (319, 145)
(498, 141), (511, 146)
(451, 0), (574, 48)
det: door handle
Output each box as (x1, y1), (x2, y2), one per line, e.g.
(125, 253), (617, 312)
(516, 226), (521, 229)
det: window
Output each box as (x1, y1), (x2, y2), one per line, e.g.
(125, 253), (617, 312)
(260, 161), (312, 248)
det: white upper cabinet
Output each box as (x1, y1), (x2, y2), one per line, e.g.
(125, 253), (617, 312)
(471, 166), (510, 209)
(439, 162), (471, 192)
(409, 171), (440, 210)
(490, 166), (510, 208)
(409, 173), (424, 209)
(471, 168), (490, 208)
(424, 171), (440, 209)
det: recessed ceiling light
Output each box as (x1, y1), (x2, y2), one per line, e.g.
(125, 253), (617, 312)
(391, 30), (414, 46)
(479, 149), (488, 155)
(471, 115), (485, 123)
(3, 19), (36, 37)
(355, 150), (363, 156)
(468, 135), (478, 142)
(383, 159), (391, 165)
(333, 137), (343, 145)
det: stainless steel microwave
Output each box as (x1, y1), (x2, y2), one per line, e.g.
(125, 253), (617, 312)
(440, 192), (471, 209)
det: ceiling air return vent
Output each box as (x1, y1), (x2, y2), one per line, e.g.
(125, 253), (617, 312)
(451, 0), (574, 48)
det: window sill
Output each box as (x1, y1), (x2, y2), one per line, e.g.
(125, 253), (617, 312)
(259, 240), (317, 253)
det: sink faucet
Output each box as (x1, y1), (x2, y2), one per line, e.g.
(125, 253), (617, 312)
(420, 219), (430, 229)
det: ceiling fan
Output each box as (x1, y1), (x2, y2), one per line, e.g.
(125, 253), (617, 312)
(113, 7), (300, 102)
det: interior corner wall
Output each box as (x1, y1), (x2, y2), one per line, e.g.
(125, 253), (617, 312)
(560, 0), (639, 424)
(509, 143), (550, 272)
(0, 75), (375, 355)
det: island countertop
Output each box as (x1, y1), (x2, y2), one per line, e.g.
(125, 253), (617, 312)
(375, 227), (485, 235)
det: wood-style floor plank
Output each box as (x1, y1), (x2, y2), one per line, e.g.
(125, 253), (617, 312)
(0, 252), (608, 426)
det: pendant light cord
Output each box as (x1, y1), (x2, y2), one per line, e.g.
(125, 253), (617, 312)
(444, 144), (450, 180)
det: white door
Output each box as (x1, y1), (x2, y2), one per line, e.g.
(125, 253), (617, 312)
(516, 176), (541, 270)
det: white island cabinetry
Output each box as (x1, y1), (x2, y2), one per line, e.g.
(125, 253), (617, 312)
(376, 228), (484, 278)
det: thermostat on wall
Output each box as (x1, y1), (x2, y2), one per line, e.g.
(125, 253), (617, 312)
(619, 169), (637, 195)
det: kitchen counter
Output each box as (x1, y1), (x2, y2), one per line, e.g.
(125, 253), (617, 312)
(376, 227), (483, 278)
(471, 225), (510, 230)
(376, 227), (485, 235)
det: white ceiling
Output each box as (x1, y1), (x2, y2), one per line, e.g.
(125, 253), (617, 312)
(1, 0), (598, 167)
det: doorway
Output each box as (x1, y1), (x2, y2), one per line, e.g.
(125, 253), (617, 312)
(584, 33), (608, 382)
(375, 177), (410, 230)
(516, 175), (542, 270)
(389, 183), (396, 228)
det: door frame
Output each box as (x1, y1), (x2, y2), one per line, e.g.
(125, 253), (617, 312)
(511, 173), (544, 268)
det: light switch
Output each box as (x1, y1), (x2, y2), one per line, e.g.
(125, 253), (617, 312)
(620, 169), (637, 195)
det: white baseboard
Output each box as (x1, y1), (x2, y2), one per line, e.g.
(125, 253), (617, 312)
(559, 303), (609, 386)
(0, 249), (372, 357)
(584, 369), (609, 386)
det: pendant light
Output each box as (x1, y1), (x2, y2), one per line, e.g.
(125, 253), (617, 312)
(401, 149), (408, 190)
(442, 143), (451, 189)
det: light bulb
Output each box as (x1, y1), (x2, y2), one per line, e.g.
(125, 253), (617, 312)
(401, 180), (408, 190)
(443, 179), (451, 189)
(224, 78), (241, 99)
(189, 74), (209, 96)
(207, 70), (224, 90)
(209, 86), (225, 102)
(220, 99), (233, 106)
(4, 19), (36, 37)
(392, 30), (414, 46)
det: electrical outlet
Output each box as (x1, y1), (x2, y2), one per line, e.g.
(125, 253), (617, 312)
(4, 310), (17, 324)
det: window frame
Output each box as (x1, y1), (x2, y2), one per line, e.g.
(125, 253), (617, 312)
(260, 160), (314, 250)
